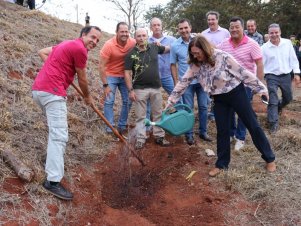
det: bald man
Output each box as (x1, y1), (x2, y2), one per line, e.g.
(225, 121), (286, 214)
(124, 28), (170, 150)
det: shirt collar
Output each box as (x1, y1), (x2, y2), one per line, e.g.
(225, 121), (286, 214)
(229, 34), (248, 47)
(245, 30), (259, 37)
(134, 43), (150, 52)
(78, 38), (87, 51)
(267, 38), (283, 47)
(113, 36), (129, 47)
(150, 35), (165, 42)
(179, 36), (193, 44)
(207, 26), (222, 33)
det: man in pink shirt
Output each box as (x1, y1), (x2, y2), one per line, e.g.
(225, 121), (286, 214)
(32, 26), (102, 200)
(218, 17), (264, 151)
(99, 22), (136, 138)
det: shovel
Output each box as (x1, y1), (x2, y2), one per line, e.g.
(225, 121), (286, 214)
(71, 82), (145, 166)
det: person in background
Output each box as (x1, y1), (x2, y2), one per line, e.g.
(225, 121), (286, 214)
(296, 36), (301, 71)
(290, 34), (299, 81)
(201, 11), (230, 46)
(144, 17), (176, 134)
(99, 22), (136, 138)
(23, 0), (35, 9)
(85, 13), (90, 26)
(261, 23), (300, 134)
(290, 35), (297, 45)
(245, 19), (264, 46)
(166, 35), (276, 177)
(149, 17), (176, 94)
(124, 28), (170, 149)
(201, 11), (230, 121)
(218, 17), (264, 151)
(264, 34), (269, 43)
(32, 26), (102, 200)
(170, 19), (211, 146)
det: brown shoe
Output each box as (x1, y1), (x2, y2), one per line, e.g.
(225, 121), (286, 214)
(209, 168), (222, 177)
(266, 162), (276, 172)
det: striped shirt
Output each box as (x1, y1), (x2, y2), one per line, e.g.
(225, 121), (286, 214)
(217, 35), (262, 73)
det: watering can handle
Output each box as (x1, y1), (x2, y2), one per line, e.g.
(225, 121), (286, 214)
(163, 104), (193, 116)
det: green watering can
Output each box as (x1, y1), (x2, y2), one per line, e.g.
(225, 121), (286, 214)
(144, 104), (195, 136)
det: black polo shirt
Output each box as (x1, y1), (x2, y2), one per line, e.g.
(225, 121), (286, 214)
(125, 43), (165, 89)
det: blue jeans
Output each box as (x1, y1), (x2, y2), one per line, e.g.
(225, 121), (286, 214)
(230, 86), (253, 141)
(104, 76), (129, 132)
(182, 83), (208, 138)
(146, 75), (175, 128)
(213, 83), (275, 169)
(207, 96), (215, 119)
(161, 75), (175, 95)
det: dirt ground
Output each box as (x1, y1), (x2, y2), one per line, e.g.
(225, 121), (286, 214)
(1, 87), (300, 225)
(1, 134), (258, 226)
(1, 1), (301, 225)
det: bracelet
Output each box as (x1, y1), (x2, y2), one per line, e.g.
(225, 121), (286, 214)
(103, 83), (109, 88)
(128, 88), (134, 92)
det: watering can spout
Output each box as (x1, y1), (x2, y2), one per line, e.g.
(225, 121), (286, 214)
(144, 118), (156, 126)
(144, 104), (194, 136)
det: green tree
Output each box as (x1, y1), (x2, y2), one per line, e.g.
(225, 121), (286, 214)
(145, 0), (301, 37)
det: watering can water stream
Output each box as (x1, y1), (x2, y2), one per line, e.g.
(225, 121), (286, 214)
(144, 104), (195, 136)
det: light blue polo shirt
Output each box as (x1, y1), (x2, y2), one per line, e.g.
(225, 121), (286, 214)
(170, 36), (197, 84)
(149, 35), (176, 79)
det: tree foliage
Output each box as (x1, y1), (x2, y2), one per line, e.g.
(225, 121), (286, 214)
(144, 0), (301, 37)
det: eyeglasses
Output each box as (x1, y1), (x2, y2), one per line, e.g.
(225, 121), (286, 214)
(190, 51), (202, 56)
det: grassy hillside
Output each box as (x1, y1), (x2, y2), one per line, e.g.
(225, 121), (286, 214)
(0, 1), (113, 182)
(1, 1), (301, 225)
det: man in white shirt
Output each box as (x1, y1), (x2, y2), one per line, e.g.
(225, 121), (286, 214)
(261, 23), (300, 134)
(201, 11), (230, 46)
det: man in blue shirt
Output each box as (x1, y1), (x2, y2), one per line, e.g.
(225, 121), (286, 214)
(149, 17), (176, 94)
(170, 19), (211, 145)
(145, 18), (176, 132)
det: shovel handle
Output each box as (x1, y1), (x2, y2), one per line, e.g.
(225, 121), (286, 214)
(71, 82), (146, 167)
(71, 82), (126, 143)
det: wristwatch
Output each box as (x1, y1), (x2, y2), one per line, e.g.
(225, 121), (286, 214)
(128, 88), (134, 92)
(103, 83), (109, 88)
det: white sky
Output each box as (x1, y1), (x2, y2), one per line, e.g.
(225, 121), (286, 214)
(37, 0), (169, 34)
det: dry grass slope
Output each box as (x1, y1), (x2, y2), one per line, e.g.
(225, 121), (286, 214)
(0, 2), (115, 223)
(1, 1), (301, 225)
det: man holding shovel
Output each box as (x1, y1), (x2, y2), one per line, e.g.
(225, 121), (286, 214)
(32, 26), (102, 200)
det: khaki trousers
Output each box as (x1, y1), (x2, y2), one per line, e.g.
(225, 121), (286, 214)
(133, 88), (165, 143)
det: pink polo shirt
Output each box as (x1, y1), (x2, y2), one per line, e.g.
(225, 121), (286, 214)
(32, 38), (87, 96)
(217, 35), (262, 73)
